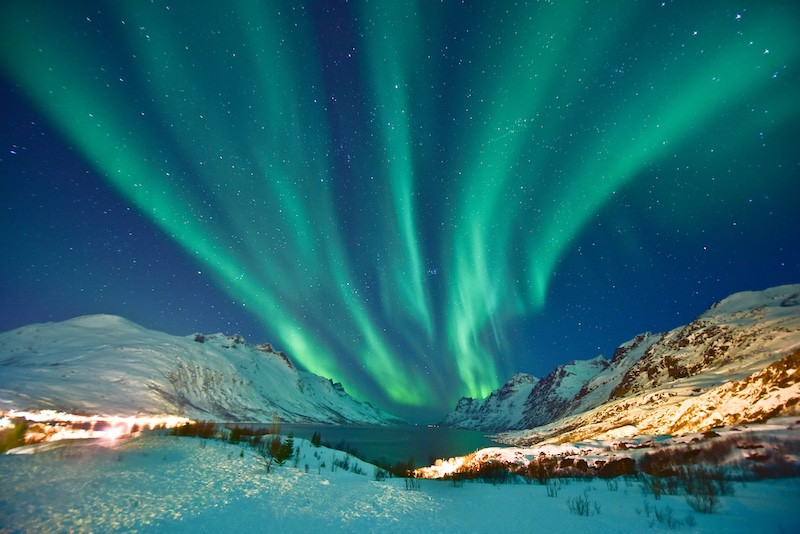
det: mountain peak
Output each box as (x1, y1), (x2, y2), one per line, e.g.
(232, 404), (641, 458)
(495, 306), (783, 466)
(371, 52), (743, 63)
(64, 314), (142, 330)
(507, 372), (539, 385)
(703, 283), (800, 318)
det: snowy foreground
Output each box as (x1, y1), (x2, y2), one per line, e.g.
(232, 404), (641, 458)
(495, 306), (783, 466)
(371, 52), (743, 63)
(2, 432), (799, 533)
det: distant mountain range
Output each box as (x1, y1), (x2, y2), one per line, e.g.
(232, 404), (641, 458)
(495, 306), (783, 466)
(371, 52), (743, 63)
(3, 284), (798, 434)
(0, 315), (402, 425)
(441, 284), (800, 443)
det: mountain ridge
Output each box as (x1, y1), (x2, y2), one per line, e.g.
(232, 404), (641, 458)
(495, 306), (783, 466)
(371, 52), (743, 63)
(0, 314), (402, 425)
(441, 284), (800, 437)
(439, 372), (539, 431)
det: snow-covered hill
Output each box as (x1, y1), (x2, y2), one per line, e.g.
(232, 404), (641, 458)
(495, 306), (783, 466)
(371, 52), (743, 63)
(0, 315), (402, 424)
(442, 284), (800, 438)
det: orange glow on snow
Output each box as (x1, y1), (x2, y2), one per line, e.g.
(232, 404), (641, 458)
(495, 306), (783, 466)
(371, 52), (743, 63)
(1, 410), (193, 444)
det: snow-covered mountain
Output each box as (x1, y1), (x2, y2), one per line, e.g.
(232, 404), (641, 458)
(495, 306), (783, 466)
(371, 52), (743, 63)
(518, 355), (609, 429)
(442, 284), (800, 438)
(441, 358), (609, 432)
(439, 373), (538, 431)
(0, 315), (402, 425)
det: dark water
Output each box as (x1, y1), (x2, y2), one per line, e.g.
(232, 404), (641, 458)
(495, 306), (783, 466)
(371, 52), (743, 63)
(239, 424), (501, 468)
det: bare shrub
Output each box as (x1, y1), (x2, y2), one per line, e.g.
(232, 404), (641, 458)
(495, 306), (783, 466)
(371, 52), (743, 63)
(566, 494), (590, 516)
(747, 443), (800, 479)
(682, 467), (724, 514)
(350, 463), (364, 476)
(447, 458), (517, 485)
(389, 457), (416, 478)
(522, 457), (557, 484)
(404, 474), (421, 491)
(639, 474), (665, 500)
(653, 505), (682, 529)
(698, 435), (737, 465)
(598, 457), (636, 478)
(639, 445), (704, 477)
(679, 465), (734, 497)
(373, 466), (388, 481)
(665, 476), (681, 495)
(477, 461), (513, 485)
(686, 488), (718, 514)
(333, 454), (351, 472)
(171, 420), (218, 439)
(566, 491), (599, 516)
(546, 479), (559, 497)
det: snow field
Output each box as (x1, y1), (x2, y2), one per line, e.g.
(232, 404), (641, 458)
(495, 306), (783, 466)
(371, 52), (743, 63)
(2, 432), (799, 533)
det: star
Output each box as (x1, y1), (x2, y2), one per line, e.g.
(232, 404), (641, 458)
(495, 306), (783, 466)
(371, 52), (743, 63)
(0, 0), (798, 420)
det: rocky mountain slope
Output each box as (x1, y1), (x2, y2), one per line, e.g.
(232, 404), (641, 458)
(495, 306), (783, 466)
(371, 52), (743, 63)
(442, 284), (800, 438)
(0, 315), (402, 424)
(518, 355), (609, 429)
(439, 373), (538, 431)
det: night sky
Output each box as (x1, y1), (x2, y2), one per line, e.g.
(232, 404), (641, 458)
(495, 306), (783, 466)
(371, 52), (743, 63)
(1, 1), (798, 422)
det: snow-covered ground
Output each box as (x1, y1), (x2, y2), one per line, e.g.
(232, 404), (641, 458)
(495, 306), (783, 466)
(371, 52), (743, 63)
(2, 431), (798, 533)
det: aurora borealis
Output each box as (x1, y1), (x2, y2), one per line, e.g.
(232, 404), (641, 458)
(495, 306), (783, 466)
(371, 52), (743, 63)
(1, 1), (799, 420)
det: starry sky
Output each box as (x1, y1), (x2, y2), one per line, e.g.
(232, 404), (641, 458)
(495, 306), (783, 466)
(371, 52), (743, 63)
(1, 1), (798, 422)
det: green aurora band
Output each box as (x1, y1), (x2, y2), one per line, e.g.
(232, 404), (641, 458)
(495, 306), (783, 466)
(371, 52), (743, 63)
(2, 1), (798, 412)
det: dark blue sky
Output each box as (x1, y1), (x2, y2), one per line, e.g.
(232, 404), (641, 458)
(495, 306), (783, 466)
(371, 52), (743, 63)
(1, 1), (798, 421)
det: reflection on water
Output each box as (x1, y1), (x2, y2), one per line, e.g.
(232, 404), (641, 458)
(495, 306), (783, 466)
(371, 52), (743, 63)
(240, 424), (500, 468)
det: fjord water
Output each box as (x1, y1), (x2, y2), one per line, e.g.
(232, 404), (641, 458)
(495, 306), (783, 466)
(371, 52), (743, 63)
(261, 425), (499, 468)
